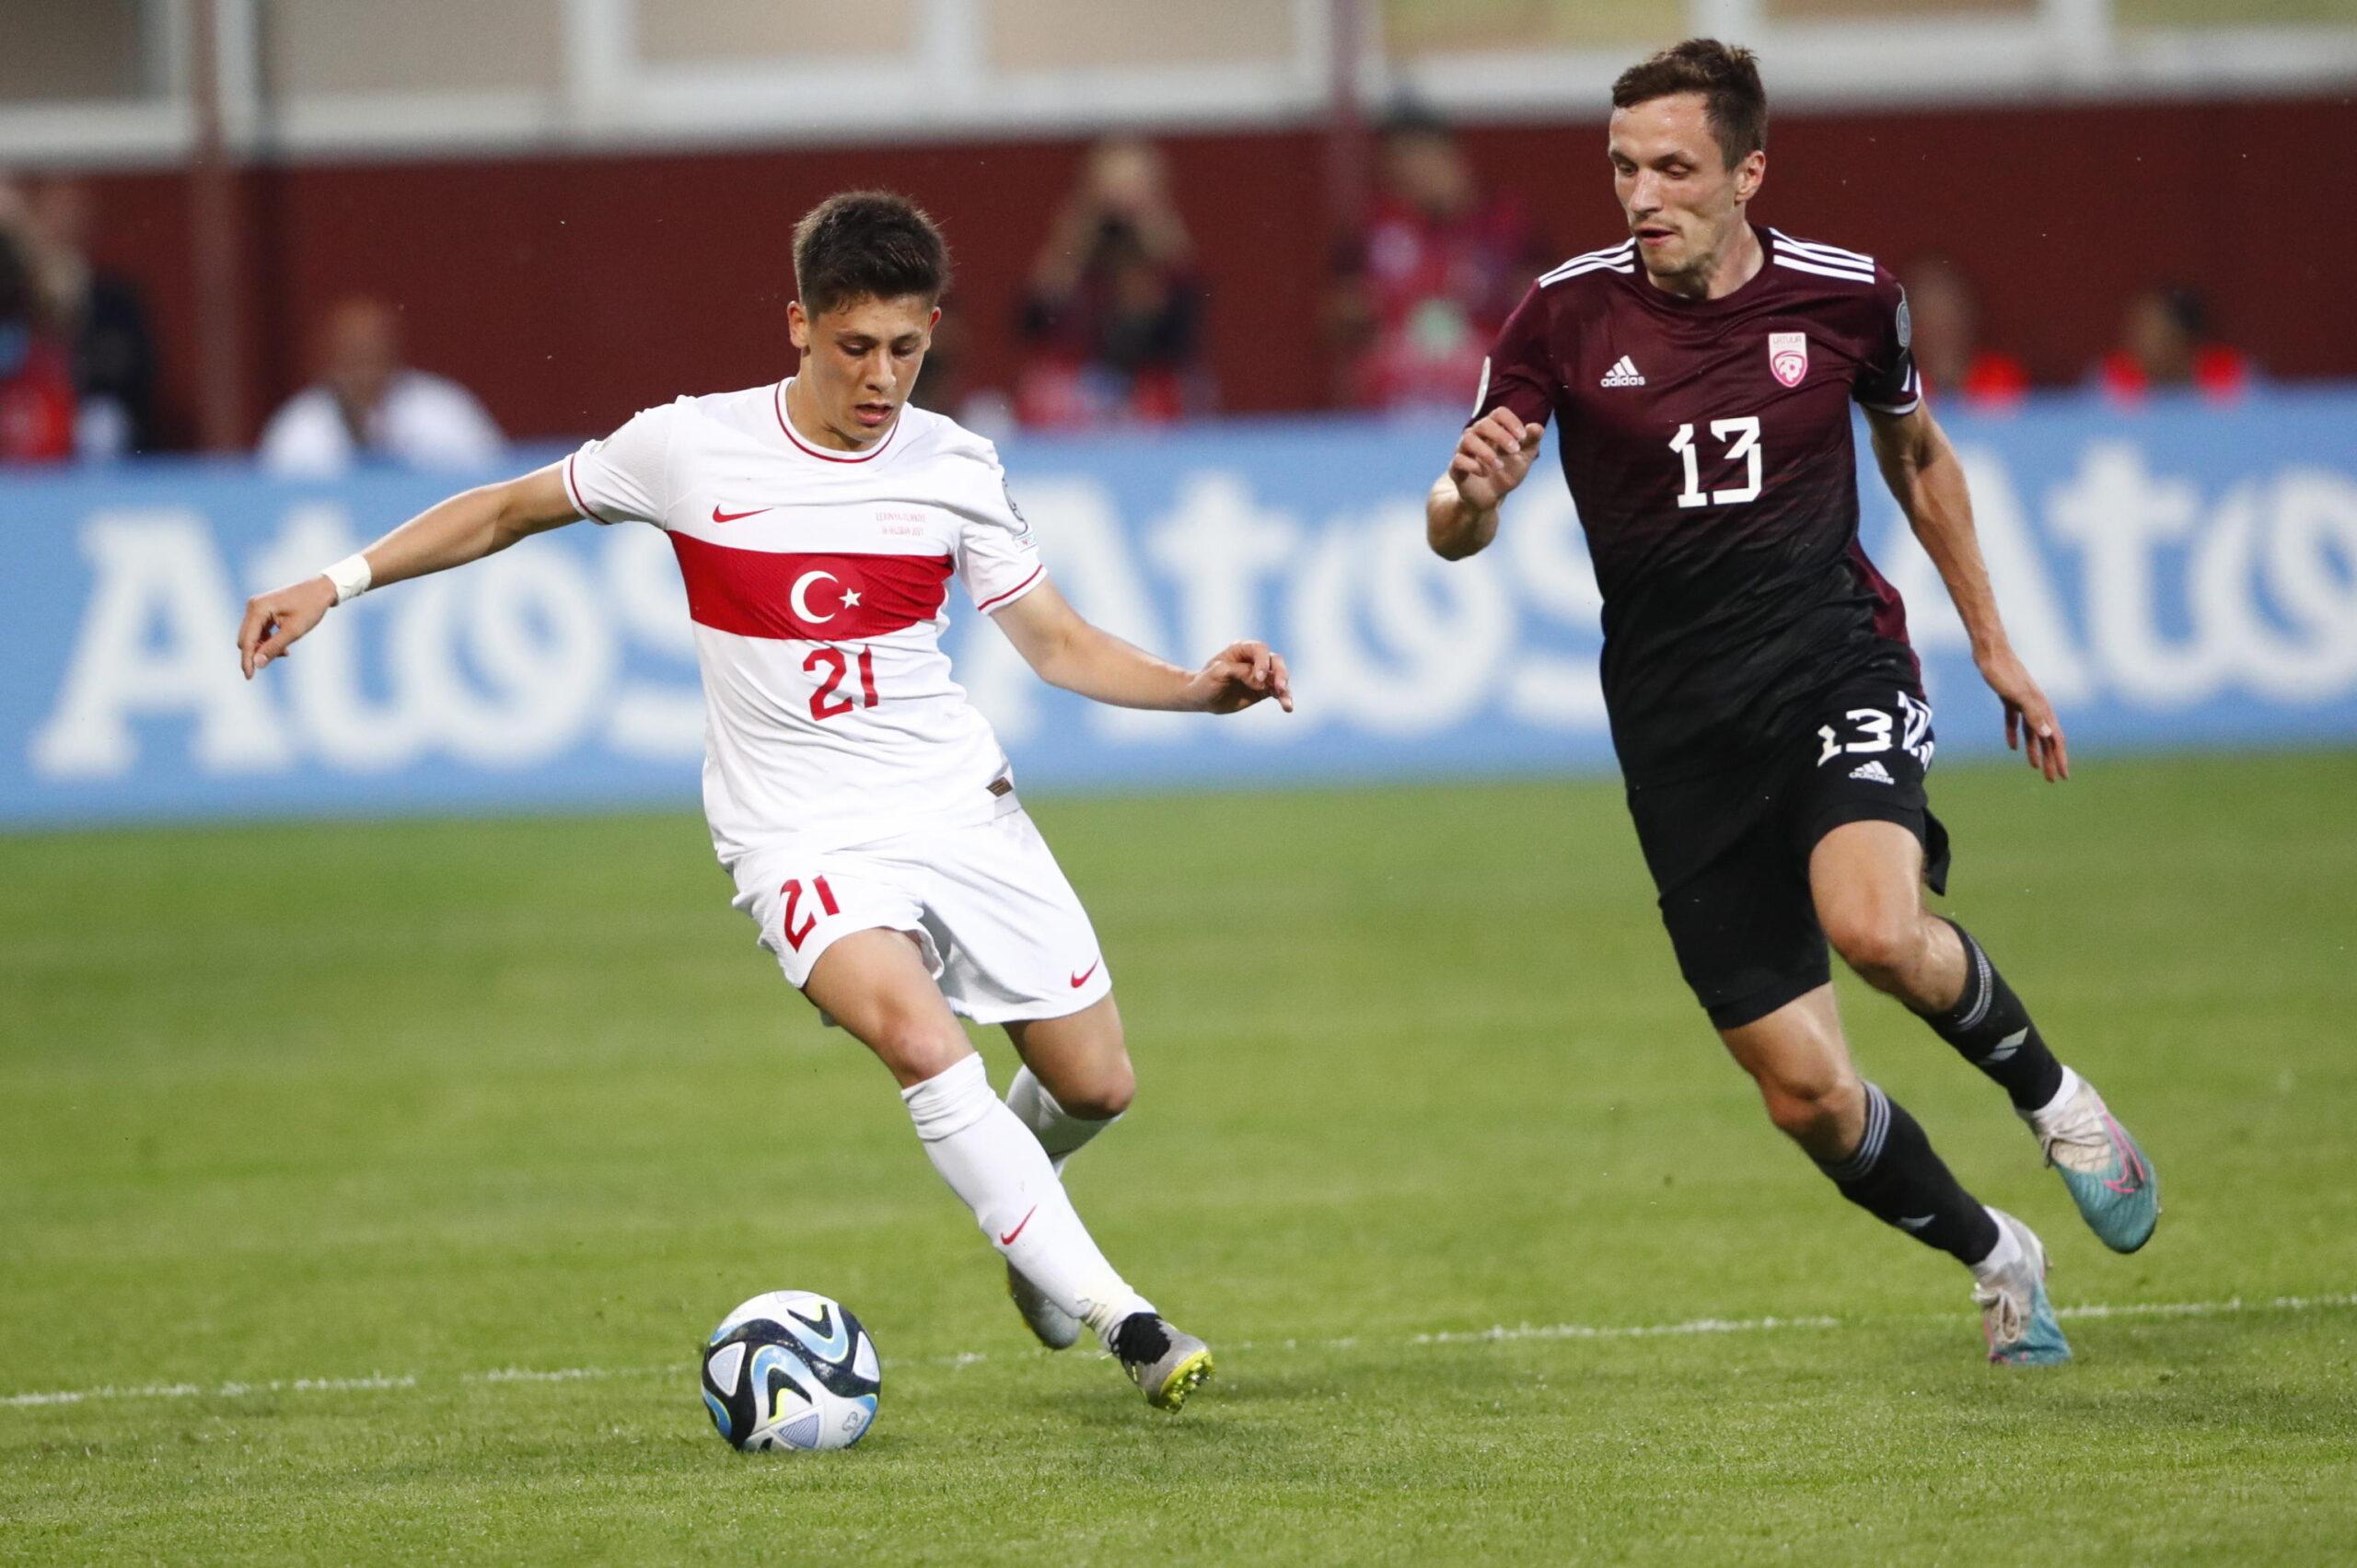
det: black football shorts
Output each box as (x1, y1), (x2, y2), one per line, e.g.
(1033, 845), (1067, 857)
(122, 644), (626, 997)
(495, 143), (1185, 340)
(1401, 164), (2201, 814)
(1623, 679), (1952, 1031)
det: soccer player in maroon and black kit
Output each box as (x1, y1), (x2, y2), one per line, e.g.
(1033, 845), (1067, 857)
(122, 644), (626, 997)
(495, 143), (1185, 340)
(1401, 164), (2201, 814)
(1428, 41), (2160, 1365)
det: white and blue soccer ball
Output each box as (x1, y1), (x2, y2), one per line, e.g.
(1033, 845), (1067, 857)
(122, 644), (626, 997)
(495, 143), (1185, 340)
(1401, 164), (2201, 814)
(701, 1290), (881, 1452)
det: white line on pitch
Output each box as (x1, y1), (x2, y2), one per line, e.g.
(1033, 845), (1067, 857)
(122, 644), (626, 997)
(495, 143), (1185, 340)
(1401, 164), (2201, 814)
(6, 1292), (2351, 1411)
(2, 1374), (419, 1409)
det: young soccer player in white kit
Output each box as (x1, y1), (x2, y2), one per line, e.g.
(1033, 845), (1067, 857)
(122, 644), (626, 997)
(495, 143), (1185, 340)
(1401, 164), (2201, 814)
(237, 192), (1290, 1412)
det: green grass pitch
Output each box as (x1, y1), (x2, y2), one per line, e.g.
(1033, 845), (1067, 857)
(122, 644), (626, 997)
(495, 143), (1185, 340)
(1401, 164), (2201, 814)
(4, 752), (2354, 1563)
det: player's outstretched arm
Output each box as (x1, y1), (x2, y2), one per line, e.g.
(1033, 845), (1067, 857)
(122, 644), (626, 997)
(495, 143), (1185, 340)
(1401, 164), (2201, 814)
(1427, 408), (1542, 561)
(991, 579), (1292, 714)
(1865, 403), (2069, 782)
(237, 463), (582, 679)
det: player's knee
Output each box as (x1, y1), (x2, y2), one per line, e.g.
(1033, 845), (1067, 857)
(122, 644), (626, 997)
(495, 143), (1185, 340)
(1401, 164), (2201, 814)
(1038, 1038), (1134, 1120)
(1759, 1069), (1862, 1145)
(867, 1012), (972, 1085)
(1061, 1057), (1135, 1121)
(1824, 908), (1922, 989)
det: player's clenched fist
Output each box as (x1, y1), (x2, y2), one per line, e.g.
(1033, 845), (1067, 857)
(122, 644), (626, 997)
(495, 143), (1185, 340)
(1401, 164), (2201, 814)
(1449, 408), (1544, 512)
(237, 575), (339, 679)
(1186, 640), (1294, 714)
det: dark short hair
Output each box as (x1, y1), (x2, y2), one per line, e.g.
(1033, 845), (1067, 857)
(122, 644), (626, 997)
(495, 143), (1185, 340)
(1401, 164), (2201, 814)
(1610, 39), (1767, 169)
(791, 191), (951, 318)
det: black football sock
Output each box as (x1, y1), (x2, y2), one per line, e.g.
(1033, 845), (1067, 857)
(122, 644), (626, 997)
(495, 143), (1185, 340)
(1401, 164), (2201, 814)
(1917, 919), (2067, 1113)
(1815, 1083), (2000, 1267)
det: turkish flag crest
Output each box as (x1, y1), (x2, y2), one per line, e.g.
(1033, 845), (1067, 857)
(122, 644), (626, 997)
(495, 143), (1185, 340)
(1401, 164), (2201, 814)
(1769, 331), (1809, 388)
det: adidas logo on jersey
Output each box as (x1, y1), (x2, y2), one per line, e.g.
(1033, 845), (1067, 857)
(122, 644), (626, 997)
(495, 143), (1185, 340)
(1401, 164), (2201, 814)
(1599, 355), (1646, 388)
(1849, 760), (1895, 784)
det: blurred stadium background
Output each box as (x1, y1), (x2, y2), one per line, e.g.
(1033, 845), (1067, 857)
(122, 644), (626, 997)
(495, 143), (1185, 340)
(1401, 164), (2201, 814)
(4, 3), (2355, 1562)
(3, 0), (2355, 815)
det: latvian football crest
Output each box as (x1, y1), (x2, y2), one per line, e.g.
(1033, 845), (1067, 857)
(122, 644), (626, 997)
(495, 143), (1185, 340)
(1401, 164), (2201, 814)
(1769, 331), (1809, 388)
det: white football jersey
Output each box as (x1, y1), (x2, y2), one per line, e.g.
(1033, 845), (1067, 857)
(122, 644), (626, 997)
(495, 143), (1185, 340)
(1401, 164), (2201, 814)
(566, 381), (1046, 865)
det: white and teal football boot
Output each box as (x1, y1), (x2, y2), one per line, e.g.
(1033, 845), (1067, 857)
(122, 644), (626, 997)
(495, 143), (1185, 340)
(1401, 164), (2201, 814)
(1975, 1209), (2072, 1367)
(2025, 1073), (2160, 1253)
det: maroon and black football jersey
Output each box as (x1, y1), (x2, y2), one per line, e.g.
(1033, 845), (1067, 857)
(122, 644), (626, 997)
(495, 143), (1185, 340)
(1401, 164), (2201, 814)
(1475, 225), (1922, 784)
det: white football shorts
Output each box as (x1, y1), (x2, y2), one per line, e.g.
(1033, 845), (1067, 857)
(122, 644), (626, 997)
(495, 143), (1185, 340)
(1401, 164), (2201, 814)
(728, 807), (1112, 1025)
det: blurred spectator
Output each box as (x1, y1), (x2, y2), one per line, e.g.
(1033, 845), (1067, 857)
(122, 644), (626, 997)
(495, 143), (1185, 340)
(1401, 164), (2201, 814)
(1328, 105), (1545, 412)
(0, 205), (76, 465)
(906, 309), (1015, 443)
(18, 175), (157, 458)
(2095, 286), (2253, 404)
(1898, 253), (2028, 411)
(259, 296), (503, 476)
(1015, 136), (1209, 429)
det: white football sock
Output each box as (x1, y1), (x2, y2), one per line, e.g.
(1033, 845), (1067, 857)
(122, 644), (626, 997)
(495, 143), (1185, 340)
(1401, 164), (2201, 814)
(2026, 1063), (2084, 1126)
(1968, 1207), (2025, 1282)
(901, 1055), (1152, 1347)
(1004, 1064), (1120, 1175)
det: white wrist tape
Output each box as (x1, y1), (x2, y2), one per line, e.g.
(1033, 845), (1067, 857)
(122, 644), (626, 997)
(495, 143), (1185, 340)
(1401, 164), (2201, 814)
(324, 553), (373, 605)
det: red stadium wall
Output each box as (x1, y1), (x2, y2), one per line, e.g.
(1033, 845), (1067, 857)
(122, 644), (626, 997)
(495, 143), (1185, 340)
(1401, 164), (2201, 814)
(73, 94), (2357, 449)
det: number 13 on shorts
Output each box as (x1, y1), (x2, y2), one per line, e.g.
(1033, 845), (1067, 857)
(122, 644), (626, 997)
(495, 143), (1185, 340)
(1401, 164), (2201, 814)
(1817, 691), (1934, 769)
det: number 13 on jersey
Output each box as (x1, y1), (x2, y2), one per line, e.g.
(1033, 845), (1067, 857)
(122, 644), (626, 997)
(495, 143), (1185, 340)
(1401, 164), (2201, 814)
(1669, 416), (1762, 509)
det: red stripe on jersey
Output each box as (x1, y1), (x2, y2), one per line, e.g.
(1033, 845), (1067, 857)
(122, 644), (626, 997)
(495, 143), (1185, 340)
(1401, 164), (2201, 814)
(563, 453), (611, 523)
(972, 563), (1045, 613)
(669, 532), (952, 641)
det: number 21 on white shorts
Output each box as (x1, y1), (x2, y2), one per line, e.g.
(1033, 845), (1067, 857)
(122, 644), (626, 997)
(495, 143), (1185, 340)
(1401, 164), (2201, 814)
(727, 810), (1114, 1026)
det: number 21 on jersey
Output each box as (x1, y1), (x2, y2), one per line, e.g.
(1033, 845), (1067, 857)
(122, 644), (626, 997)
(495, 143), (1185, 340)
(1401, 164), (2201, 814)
(804, 645), (879, 721)
(1669, 416), (1761, 509)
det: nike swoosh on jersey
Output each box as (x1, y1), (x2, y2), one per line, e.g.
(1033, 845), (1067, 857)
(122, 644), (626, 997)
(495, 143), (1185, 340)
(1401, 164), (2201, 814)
(711, 505), (772, 523)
